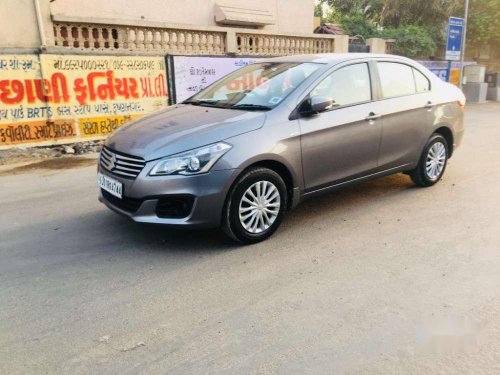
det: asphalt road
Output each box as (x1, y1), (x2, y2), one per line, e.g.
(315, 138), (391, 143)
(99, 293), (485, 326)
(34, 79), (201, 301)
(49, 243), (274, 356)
(1, 103), (500, 374)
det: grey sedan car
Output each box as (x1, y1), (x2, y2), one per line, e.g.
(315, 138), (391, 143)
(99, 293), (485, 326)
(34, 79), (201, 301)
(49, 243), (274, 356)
(98, 54), (465, 243)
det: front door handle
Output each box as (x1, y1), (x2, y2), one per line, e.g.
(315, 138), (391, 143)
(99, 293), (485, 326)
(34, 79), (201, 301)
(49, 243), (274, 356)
(365, 112), (382, 122)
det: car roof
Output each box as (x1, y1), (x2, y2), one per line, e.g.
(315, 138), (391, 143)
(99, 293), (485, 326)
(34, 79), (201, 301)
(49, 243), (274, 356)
(260, 53), (415, 65)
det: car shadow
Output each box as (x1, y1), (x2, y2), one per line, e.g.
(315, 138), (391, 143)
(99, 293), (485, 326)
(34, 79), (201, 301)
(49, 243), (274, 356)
(280, 173), (417, 232)
(2, 173), (418, 263)
(295, 173), (414, 211)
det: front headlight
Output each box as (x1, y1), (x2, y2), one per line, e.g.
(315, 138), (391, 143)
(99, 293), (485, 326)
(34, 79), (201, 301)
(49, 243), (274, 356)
(149, 142), (232, 176)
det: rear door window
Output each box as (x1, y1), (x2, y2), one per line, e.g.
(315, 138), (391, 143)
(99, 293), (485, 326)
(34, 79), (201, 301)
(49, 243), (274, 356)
(377, 62), (416, 98)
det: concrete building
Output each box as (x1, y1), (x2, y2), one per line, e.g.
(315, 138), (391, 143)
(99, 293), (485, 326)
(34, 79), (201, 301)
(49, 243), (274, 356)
(0, 0), (349, 55)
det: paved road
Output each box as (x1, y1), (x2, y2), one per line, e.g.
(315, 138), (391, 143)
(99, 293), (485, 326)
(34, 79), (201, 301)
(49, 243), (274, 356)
(1, 103), (500, 374)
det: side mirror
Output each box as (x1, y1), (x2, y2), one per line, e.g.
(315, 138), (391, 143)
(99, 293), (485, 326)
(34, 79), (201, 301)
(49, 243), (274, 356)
(299, 96), (335, 116)
(311, 96), (335, 113)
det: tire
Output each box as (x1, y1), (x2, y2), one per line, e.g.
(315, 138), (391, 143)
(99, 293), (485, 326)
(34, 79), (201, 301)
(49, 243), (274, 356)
(222, 167), (288, 244)
(409, 133), (449, 187)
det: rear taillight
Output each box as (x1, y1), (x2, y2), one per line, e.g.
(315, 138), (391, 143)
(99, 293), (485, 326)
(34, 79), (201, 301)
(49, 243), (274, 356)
(458, 99), (466, 107)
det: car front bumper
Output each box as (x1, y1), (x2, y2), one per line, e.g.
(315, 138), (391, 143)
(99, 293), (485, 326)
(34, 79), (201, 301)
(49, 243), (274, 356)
(98, 163), (241, 228)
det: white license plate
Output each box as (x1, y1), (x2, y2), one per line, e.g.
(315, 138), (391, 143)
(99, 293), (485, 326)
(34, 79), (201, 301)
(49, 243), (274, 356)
(98, 173), (123, 199)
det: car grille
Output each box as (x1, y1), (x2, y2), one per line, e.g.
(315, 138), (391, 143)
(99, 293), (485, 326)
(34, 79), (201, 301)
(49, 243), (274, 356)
(101, 189), (143, 213)
(100, 147), (145, 179)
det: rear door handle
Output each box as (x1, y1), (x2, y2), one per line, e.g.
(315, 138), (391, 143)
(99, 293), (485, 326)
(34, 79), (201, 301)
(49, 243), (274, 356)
(425, 101), (434, 110)
(365, 112), (382, 121)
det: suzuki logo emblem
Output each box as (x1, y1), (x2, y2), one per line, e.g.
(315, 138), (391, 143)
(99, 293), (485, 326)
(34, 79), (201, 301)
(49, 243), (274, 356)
(108, 153), (117, 170)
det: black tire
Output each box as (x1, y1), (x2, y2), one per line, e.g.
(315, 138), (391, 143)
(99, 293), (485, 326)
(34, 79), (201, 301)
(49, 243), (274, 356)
(410, 133), (449, 187)
(222, 167), (288, 244)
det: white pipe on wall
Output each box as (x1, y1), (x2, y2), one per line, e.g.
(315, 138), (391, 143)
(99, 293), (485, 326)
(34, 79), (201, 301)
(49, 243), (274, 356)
(33, 0), (47, 49)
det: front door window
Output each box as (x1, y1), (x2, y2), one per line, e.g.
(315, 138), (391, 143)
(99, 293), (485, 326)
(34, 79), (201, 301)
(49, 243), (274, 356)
(310, 63), (372, 107)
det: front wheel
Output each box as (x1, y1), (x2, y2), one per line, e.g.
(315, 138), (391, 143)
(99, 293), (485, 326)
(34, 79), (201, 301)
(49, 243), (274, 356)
(410, 133), (449, 187)
(222, 167), (287, 244)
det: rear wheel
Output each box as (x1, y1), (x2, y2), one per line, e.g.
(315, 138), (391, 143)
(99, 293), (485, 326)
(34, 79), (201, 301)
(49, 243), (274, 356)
(222, 167), (287, 244)
(410, 133), (449, 187)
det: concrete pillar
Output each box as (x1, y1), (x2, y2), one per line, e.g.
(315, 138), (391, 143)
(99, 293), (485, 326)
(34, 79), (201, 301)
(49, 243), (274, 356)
(226, 30), (237, 54)
(333, 35), (349, 53)
(366, 38), (386, 54)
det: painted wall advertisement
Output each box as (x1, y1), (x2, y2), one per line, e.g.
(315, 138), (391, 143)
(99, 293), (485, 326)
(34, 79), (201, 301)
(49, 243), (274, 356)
(0, 54), (168, 147)
(172, 56), (261, 103)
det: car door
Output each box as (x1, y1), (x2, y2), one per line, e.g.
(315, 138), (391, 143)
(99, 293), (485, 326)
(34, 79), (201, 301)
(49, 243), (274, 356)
(298, 62), (383, 191)
(374, 61), (434, 169)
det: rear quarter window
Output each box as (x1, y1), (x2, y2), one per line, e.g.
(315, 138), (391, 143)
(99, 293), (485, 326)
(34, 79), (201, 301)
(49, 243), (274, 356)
(413, 68), (431, 93)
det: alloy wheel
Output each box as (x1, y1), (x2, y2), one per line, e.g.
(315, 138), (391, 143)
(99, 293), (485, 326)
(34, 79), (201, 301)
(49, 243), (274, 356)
(238, 181), (281, 234)
(425, 141), (447, 181)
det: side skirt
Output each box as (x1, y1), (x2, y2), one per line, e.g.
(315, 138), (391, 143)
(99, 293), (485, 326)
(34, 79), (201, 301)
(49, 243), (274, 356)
(299, 163), (412, 202)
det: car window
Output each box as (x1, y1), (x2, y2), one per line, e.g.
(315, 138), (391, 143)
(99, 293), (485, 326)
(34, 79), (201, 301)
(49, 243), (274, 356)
(310, 63), (371, 107)
(413, 68), (431, 93)
(377, 62), (416, 98)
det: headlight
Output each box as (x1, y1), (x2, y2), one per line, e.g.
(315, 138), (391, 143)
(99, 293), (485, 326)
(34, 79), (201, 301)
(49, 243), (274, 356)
(149, 142), (232, 176)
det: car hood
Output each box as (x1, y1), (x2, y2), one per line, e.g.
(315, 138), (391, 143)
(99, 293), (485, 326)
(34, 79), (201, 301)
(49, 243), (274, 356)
(106, 104), (266, 161)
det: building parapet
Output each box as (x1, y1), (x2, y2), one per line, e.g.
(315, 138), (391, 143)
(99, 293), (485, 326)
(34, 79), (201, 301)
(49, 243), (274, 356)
(51, 15), (347, 56)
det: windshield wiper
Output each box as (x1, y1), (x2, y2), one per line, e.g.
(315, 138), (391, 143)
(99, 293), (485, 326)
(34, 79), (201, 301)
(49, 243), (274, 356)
(230, 104), (272, 111)
(184, 99), (223, 106)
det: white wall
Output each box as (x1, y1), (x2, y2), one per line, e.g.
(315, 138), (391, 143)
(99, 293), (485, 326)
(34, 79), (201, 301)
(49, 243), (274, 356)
(0, 0), (54, 51)
(0, 0), (39, 50)
(50, 0), (315, 34)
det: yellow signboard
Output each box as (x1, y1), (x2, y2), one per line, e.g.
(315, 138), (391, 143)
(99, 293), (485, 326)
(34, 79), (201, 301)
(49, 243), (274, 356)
(78, 114), (141, 137)
(0, 55), (71, 145)
(39, 55), (168, 138)
(449, 68), (461, 86)
(0, 119), (77, 145)
(0, 54), (169, 146)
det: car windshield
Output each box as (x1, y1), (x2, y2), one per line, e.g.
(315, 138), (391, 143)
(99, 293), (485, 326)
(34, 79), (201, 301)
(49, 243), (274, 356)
(184, 62), (321, 110)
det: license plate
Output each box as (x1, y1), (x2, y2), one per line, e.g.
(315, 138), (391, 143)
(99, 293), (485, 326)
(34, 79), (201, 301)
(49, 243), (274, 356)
(98, 173), (123, 199)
